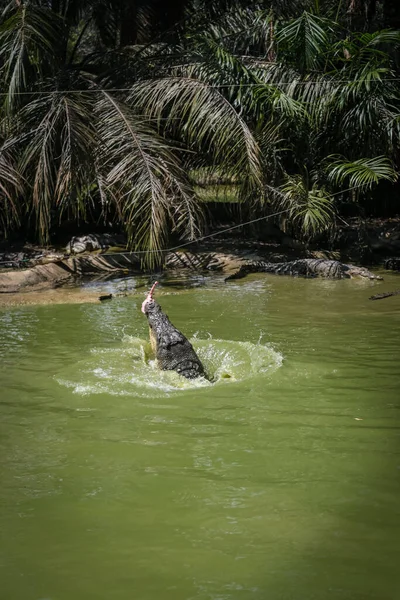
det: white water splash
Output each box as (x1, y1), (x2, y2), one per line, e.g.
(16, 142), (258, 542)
(56, 335), (283, 397)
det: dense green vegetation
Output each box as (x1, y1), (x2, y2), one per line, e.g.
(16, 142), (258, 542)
(0, 0), (399, 263)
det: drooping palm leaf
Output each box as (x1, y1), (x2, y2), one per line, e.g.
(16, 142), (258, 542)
(327, 155), (398, 189)
(96, 91), (203, 266)
(0, 134), (24, 233)
(18, 85), (96, 240)
(280, 173), (335, 238)
(128, 76), (262, 195)
(0, 2), (63, 112)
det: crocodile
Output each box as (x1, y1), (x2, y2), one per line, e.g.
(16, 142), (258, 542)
(164, 252), (382, 281)
(224, 259), (383, 281)
(0, 250), (382, 294)
(141, 282), (206, 379)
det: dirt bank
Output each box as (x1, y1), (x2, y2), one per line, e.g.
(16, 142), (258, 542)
(1, 217), (399, 305)
(0, 253), (142, 294)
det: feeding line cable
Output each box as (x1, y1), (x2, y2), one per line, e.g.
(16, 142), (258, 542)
(101, 207), (291, 256)
(0, 182), (372, 265)
(0, 207), (289, 265)
(96, 182), (366, 256)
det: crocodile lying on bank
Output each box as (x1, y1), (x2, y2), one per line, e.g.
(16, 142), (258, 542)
(0, 249), (382, 294)
(225, 259), (383, 281)
(141, 282), (206, 380)
(165, 252), (382, 281)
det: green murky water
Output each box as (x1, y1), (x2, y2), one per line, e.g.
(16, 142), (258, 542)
(1, 272), (400, 600)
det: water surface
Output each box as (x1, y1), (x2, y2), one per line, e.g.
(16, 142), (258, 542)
(1, 273), (400, 600)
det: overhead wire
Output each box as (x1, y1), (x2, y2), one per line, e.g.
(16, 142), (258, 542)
(0, 78), (399, 96)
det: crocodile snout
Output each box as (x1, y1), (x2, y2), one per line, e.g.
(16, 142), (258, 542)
(141, 281), (159, 314)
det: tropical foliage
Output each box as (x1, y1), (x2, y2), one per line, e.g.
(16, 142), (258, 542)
(0, 0), (399, 262)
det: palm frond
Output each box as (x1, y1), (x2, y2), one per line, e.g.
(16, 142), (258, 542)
(361, 29), (400, 48)
(0, 3), (63, 112)
(0, 135), (24, 233)
(19, 86), (96, 241)
(327, 155), (398, 189)
(280, 174), (335, 237)
(276, 11), (333, 72)
(128, 77), (262, 196)
(96, 92), (203, 267)
(256, 83), (306, 121)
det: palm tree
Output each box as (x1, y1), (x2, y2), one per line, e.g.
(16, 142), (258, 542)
(175, 5), (399, 234)
(0, 0), (262, 264)
(0, 0), (399, 258)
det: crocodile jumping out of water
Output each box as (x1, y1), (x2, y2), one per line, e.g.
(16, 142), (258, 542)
(225, 258), (383, 281)
(141, 282), (206, 379)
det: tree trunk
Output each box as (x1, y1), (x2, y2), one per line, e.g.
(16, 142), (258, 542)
(347, 0), (366, 29)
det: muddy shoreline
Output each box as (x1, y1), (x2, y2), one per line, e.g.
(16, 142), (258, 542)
(1, 218), (399, 306)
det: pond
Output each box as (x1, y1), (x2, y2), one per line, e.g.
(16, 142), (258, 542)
(1, 272), (399, 600)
